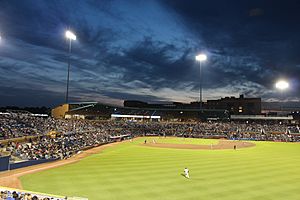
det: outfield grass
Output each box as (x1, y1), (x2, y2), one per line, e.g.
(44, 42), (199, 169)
(20, 137), (300, 200)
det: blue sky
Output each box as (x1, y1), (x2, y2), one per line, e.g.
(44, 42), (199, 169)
(0, 0), (299, 107)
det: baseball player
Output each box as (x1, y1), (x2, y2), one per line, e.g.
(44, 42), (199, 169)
(184, 167), (190, 179)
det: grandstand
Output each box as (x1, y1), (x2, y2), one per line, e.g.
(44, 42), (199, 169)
(52, 102), (229, 121)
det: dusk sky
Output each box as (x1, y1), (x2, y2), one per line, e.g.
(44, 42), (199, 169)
(0, 0), (300, 107)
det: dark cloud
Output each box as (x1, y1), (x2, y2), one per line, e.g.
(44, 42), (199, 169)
(0, 87), (62, 107)
(162, 0), (300, 94)
(249, 8), (264, 17)
(0, 0), (300, 106)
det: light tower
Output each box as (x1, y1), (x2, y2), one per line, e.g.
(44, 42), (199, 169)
(195, 54), (207, 109)
(65, 30), (76, 103)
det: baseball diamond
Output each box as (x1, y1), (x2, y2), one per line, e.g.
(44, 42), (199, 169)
(1, 137), (299, 200)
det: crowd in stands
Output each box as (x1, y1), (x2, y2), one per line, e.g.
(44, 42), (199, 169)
(0, 114), (45, 139)
(1, 112), (300, 161)
(0, 188), (66, 200)
(7, 131), (109, 160)
(0, 113), (96, 139)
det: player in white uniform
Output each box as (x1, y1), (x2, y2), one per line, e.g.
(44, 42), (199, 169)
(184, 167), (190, 179)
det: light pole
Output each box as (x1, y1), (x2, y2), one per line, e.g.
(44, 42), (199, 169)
(65, 30), (76, 104)
(275, 80), (289, 112)
(195, 54), (207, 110)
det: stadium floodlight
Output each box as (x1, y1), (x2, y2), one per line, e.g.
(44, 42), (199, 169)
(195, 54), (207, 61)
(65, 30), (77, 104)
(65, 30), (76, 40)
(195, 53), (207, 110)
(275, 80), (289, 112)
(275, 80), (289, 90)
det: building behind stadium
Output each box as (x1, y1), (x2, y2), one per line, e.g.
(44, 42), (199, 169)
(50, 95), (287, 121)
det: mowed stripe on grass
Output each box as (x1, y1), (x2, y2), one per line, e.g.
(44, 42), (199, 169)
(20, 138), (300, 200)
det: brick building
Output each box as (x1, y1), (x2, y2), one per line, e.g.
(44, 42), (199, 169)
(206, 95), (261, 115)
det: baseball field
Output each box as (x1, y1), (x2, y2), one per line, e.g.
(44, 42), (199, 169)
(19, 137), (300, 200)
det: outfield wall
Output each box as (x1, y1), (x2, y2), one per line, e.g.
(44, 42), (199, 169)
(0, 156), (10, 171)
(10, 158), (58, 170)
(0, 157), (57, 172)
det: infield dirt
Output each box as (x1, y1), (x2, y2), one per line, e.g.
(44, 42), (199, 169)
(143, 140), (255, 150)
